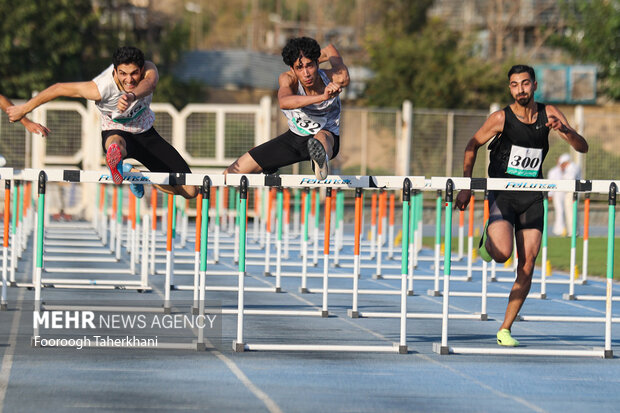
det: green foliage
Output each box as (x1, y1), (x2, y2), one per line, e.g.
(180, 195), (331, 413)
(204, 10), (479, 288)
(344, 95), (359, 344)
(0, 0), (100, 98)
(0, 1), (207, 107)
(153, 75), (209, 110)
(365, 19), (508, 109)
(367, 0), (434, 36)
(554, 0), (620, 100)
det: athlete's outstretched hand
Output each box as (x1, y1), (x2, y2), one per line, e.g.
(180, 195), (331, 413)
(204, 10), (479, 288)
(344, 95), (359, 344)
(7, 104), (28, 123)
(22, 118), (50, 137)
(455, 189), (471, 211)
(546, 115), (569, 134)
(323, 82), (342, 101)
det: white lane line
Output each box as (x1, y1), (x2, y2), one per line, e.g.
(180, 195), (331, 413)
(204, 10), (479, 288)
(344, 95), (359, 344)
(151, 285), (283, 413)
(240, 268), (548, 413)
(0, 288), (25, 413)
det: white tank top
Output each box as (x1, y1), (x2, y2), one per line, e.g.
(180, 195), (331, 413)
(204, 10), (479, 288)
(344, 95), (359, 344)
(282, 70), (341, 136)
(92, 64), (155, 133)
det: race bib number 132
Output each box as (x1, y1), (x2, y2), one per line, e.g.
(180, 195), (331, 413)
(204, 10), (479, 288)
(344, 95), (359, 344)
(292, 111), (326, 135)
(506, 145), (543, 177)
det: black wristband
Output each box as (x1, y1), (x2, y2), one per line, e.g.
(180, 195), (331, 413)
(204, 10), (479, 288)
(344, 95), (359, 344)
(128, 92), (137, 100)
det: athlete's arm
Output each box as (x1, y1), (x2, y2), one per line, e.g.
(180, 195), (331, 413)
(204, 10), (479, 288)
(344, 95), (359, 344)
(455, 110), (505, 210)
(7, 82), (101, 122)
(319, 44), (350, 88)
(277, 71), (338, 109)
(1, 94), (50, 136)
(118, 61), (159, 111)
(545, 105), (588, 153)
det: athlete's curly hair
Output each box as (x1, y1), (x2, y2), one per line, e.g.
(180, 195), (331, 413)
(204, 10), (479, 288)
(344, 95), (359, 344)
(282, 37), (321, 67)
(113, 46), (145, 69)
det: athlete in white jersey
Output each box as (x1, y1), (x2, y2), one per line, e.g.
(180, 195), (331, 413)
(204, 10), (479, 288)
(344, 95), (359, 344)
(226, 37), (349, 179)
(8, 47), (197, 199)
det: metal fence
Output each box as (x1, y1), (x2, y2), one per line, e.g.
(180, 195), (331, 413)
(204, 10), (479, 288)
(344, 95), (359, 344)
(1, 97), (619, 215)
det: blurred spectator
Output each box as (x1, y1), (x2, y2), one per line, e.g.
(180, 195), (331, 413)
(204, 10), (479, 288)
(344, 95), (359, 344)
(548, 153), (581, 236)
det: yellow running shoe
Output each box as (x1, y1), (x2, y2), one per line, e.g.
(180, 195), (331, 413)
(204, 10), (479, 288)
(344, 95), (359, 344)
(496, 328), (519, 347)
(478, 222), (492, 262)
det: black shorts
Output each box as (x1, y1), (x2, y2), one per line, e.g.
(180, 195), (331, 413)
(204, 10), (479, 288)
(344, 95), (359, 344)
(488, 190), (544, 232)
(102, 128), (191, 173)
(248, 130), (340, 174)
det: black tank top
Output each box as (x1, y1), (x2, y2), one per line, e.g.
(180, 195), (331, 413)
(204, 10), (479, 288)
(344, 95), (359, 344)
(488, 103), (550, 179)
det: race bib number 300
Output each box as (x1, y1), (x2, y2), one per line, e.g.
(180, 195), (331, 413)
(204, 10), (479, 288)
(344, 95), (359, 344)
(506, 145), (543, 177)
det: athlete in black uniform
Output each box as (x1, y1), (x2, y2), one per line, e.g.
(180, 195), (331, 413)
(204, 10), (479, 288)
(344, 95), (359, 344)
(455, 65), (588, 347)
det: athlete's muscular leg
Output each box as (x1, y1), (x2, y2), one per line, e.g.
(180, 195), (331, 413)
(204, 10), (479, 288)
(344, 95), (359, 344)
(105, 134), (197, 199)
(499, 228), (542, 331)
(225, 152), (263, 175)
(314, 130), (335, 158)
(485, 219), (514, 263)
(155, 184), (198, 199)
(104, 134), (128, 157)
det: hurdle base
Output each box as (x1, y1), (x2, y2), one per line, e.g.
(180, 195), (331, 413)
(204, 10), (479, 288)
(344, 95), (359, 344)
(196, 342), (206, 351)
(192, 307), (199, 315)
(275, 287), (282, 293)
(604, 350), (613, 359)
(480, 313), (488, 321)
(347, 309), (359, 318)
(299, 287), (309, 294)
(432, 343), (450, 355)
(163, 306), (171, 315)
(1, 303), (7, 311)
(407, 290), (414, 296)
(372, 274), (383, 280)
(540, 293), (547, 300)
(321, 310), (329, 318)
(427, 289), (441, 297)
(232, 341), (245, 352)
(398, 345), (408, 354)
(264, 272), (272, 277)
(562, 293), (576, 301)
(9, 281), (17, 287)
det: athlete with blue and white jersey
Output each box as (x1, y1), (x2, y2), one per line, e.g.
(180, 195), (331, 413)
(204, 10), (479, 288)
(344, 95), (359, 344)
(226, 37), (349, 180)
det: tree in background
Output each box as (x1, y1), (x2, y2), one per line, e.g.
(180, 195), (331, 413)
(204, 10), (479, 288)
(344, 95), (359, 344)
(0, 0), (100, 98)
(555, 0), (620, 100)
(365, 18), (508, 109)
(0, 0), (207, 107)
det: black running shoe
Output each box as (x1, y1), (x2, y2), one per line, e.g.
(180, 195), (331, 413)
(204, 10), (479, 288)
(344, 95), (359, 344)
(307, 138), (329, 180)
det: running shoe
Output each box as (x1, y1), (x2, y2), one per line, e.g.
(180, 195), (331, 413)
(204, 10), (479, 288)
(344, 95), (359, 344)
(121, 163), (145, 199)
(496, 328), (519, 347)
(106, 143), (123, 185)
(478, 221), (492, 262)
(307, 138), (329, 180)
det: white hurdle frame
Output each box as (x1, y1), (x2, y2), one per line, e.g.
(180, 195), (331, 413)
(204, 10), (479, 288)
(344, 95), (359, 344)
(434, 177), (615, 358)
(229, 173), (407, 353)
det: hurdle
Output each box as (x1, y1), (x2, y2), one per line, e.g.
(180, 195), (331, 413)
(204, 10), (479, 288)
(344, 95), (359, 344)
(229, 174), (407, 353)
(31, 173), (216, 351)
(1, 169), (13, 309)
(352, 176), (487, 321)
(11, 168), (202, 292)
(434, 178), (615, 358)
